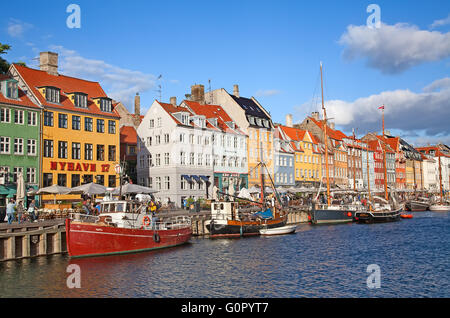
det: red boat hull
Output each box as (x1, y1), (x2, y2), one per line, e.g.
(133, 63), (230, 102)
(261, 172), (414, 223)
(65, 219), (192, 258)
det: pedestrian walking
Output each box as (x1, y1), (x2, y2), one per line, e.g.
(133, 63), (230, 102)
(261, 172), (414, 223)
(6, 199), (15, 225)
(28, 199), (37, 222)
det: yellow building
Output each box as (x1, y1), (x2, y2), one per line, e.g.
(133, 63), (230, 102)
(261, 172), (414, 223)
(278, 126), (321, 187)
(10, 53), (120, 201)
(248, 127), (273, 187)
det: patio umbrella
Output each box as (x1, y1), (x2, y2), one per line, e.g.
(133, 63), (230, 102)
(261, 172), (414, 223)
(112, 183), (158, 195)
(37, 184), (71, 204)
(237, 187), (252, 200)
(248, 186), (260, 194)
(69, 182), (107, 195)
(16, 172), (26, 204)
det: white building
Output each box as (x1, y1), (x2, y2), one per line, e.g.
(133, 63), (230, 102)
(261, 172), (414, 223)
(136, 98), (247, 207)
(421, 154), (438, 191)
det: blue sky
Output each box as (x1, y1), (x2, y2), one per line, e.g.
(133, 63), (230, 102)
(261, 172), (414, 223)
(1, 0), (449, 145)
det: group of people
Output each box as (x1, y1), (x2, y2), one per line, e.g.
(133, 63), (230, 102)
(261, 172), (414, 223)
(82, 198), (101, 215)
(4, 199), (38, 224)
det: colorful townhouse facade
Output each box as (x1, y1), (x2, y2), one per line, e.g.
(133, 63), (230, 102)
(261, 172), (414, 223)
(204, 85), (273, 188)
(0, 75), (41, 208)
(9, 52), (120, 201)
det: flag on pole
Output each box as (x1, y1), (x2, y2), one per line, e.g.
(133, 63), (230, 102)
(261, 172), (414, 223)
(378, 105), (384, 110)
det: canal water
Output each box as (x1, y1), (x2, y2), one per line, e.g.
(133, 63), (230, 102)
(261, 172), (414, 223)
(1, 211), (449, 298)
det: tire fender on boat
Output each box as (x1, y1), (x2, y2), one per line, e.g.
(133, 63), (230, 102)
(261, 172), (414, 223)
(153, 232), (160, 243)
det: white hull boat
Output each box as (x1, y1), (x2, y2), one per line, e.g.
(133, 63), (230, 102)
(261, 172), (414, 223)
(429, 204), (450, 212)
(260, 224), (297, 236)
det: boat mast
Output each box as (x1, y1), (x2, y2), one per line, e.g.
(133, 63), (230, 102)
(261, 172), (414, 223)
(438, 148), (443, 205)
(260, 141), (265, 204)
(381, 106), (389, 201)
(352, 129), (357, 192)
(320, 62), (331, 205)
(365, 140), (372, 211)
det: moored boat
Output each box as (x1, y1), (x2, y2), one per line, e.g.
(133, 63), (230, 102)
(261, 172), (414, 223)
(355, 206), (402, 223)
(405, 199), (430, 211)
(428, 204), (450, 212)
(66, 200), (192, 258)
(400, 213), (413, 219)
(259, 224), (297, 236)
(309, 203), (365, 225)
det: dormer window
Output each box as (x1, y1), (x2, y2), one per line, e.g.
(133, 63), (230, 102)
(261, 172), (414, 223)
(45, 87), (60, 103)
(181, 114), (189, 125)
(100, 98), (112, 112)
(73, 93), (88, 108)
(1, 79), (18, 99)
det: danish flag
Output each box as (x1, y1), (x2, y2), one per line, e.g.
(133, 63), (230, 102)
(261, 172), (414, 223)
(378, 105), (385, 110)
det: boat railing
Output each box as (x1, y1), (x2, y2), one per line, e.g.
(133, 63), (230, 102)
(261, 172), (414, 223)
(315, 204), (366, 211)
(152, 215), (191, 230)
(69, 212), (99, 224)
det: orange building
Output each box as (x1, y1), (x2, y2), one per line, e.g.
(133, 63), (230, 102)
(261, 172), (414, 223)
(9, 52), (120, 201)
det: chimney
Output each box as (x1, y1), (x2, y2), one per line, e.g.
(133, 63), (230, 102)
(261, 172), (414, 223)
(191, 84), (205, 104)
(39, 52), (58, 76)
(170, 96), (177, 106)
(311, 111), (320, 121)
(286, 114), (293, 127)
(233, 84), (239, 98)
(134, 93), (140, 116)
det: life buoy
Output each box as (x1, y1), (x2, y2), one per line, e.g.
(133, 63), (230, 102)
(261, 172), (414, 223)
(347, 212), (352, 217)
(143, 216), (151, 227)
(153, 232), (160, 243)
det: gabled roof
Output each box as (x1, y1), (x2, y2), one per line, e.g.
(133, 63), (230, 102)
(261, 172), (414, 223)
(0, 83), (40, 109)
(307, 116), (347, 141)
(157, 100), (194, 126)
(182, 100), (246, 135)
(120, 126), (137, 144)
(230, 95), (271, 121)
(12, 64), (119, 118)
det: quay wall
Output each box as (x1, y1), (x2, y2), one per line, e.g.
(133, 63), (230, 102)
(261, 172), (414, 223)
(0, 207), (309, 262)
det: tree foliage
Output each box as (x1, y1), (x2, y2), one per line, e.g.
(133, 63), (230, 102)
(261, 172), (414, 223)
(0, 43), (26, 74)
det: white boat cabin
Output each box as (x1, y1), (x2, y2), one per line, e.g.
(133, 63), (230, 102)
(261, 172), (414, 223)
(211, 201), (240, 221)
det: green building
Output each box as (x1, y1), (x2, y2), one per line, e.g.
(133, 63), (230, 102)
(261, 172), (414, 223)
(0, 75), (41, 216)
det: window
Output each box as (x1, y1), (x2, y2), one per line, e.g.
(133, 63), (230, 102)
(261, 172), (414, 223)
(96, 175), (104, 185)
(108, 145), (116, 161)
(108, 120), (116, 134)
(197, 153), (202, 166)
(72, 115), (81, 130)
(45, 87), (60, 103)
(71, 174), (80, 187)
(180, 152), (186, 165)
(26, 167), (36, 183)
(27, 139), (37, 156)
(57, 174), (67, 187)
(58, 113), (68, 128)
(164, 134), (169, 143)
(44, 111), (53, 126)
(157, 117), (162, 127)
(43, 173), (53, 187)
(85, 117), (93, 131)
(100, 98), (112, 112)
(156, 135), (161, 144)
(97, 119), (105, 133)
(181, 176), (186, 190)
(85, 144), (93, 160)
(72, 142), (81, 159)
(74, 93), (87, 108)
(13, 167), (23, 183)
(164, 176), (170, 190)
(156, 177), (161, 190)
(28, 111), (37, 126)
(164, 153), (170, 165)
(0, 108), (10, 123)
(82, 175), (93, 184)
(190, 153), (195, 165)
(6, 81), (18, 99)
(43, 140), (53, 157)
(58, 141), (68, 159)
(97, 144), (105, 161)
(0, 136), (10, 154)
(108, 175), (116, 187)
(149, 119), (154, 128)
(14, 109), (24, 124)
(14, 138), (24, 155)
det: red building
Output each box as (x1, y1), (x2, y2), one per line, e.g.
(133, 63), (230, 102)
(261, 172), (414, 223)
(119, 126), (138, 184)
(368, 139), (385, 192)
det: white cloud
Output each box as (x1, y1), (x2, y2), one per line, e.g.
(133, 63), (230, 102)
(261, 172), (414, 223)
(295, 77), (450, 142)
(49, 45), (156, 108)
(255, 89), (281, 97)
(430, 14), (450, 29)
(7, 19), (33, 38)
(339, 22), (450, 74)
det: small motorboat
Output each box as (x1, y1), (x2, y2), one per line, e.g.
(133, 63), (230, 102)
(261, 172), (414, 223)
(259, 224), (297, 236)
(400, 214), (413, 219)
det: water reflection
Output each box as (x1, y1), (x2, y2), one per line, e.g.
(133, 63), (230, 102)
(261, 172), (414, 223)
(1, 211), (449, 297)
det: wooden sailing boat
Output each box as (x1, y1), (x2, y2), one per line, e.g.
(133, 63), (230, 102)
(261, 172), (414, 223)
(355, 105), (402, 223)
(309, 62), (366, 224)
(205, 143), (288, 238)
(429, 148), (450, 211)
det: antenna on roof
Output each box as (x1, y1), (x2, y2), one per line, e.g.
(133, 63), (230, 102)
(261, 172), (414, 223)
(155, 74), (162, 101)
(208, 79), (213, 105)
